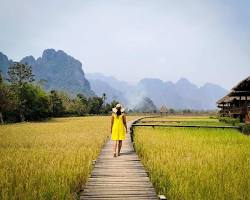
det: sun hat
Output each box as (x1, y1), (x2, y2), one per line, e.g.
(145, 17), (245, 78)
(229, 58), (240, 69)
(112, 103), (125, 113)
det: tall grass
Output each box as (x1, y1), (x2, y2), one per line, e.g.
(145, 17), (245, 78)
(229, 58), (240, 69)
(0, 116), (138, 199)
(141, 116), (217, 122)
(134, 127), (250, 200)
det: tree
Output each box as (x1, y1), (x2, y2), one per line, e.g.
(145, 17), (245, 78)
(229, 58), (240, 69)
(7, 62), (35, 121)
(0, 70), (3, 84)
(70, 98), (87, 116)
(102, 93), (106, 102)
(49, 90), (65, 117)
(73, 94), (88, 115)
(7, 62), (35, 85)
(0, 70), (18, 123)
(77, 93), (88, 106)
(169, 108), (175, 114)
(87, 96), (104, 114)
(19, 84), (50, 121)
(0, 85), (9, 123)
(101, 100), (119, 114)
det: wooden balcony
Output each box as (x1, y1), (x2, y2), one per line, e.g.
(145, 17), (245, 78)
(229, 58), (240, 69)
(219, 106), (249, 118)
(230, 107), (242, 114)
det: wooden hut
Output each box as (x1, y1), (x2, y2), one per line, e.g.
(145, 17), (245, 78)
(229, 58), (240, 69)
(160, 105), (168, 116)
(217, 95), (231, 117)
(217, 76), (250, 123)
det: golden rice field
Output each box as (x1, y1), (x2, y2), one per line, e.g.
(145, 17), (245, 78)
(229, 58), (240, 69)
(0, 116), (137, 199)
(141, 116), (213, 121)
(134, 123), (250, 200)
(140, 116), (229, 126)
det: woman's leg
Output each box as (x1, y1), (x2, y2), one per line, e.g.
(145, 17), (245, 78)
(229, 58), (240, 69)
(113, 140), (118, 156)
(118, 140), (122, 156)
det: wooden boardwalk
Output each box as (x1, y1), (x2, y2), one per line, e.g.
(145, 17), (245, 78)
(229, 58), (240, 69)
(80, 120), (158, 200)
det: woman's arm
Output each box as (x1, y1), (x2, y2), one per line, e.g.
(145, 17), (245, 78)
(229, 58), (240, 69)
(111, 115), (114, 133)
(122, 114), (127, 132)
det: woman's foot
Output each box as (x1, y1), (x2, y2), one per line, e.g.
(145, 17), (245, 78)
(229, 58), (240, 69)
(118, 152), (121, 156)
(113, 152), (117, 157)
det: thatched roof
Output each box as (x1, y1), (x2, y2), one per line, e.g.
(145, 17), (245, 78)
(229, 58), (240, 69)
(232, 76), (250, 90)
(217, 75), (250, 104)
(229, 76), (250, 96)
(216, 95), (250, 105)
(160, 105), (168, 113)
(216, 95), (231, 104)
(228, 90), (250, 96)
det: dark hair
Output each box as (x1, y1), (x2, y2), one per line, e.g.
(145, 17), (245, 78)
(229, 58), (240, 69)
(116, 108), (121, 116)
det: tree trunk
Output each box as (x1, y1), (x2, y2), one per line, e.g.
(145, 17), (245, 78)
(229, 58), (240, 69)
(20, 113), (25, 122)
(0, 112), (4, 124)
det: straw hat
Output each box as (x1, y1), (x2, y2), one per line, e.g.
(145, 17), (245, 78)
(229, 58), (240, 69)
(112, 103), (125, 113)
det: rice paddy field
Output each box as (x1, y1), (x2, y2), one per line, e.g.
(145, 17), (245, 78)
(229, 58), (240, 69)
(134, 116), (250, 200)
(140, 116), (228, 126)
(0, 116), (138, 199)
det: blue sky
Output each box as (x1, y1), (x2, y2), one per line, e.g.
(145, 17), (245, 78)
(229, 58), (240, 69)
(0, 0), (250, 89)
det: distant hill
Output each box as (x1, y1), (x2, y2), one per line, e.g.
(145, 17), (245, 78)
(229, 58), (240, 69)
(86, 73), (133, 104)
(87, 78), (128, 104)
(0, 52), (12, 78)
(138, 78), (227, 110)
(87, 74), (228, 110)
(0, 49), (94, 96)
(0, 50), (228, 110)
(86, 73), (133, 92)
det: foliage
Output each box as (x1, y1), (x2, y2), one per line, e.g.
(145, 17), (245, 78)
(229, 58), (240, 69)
(101, 100), (119, 114)
(241, 124), (250, 135)
(87, 96), (104, 114)
(0, 70), (17, 123)
(7, 62), (35, 121)
(20, 84), (50, 121)
(0, 70), (3, 83)
(7, 62), (35, 85)
(219, 117), (240, 126)
(49, 90), (66, 117)
(1, 62), (130, 122)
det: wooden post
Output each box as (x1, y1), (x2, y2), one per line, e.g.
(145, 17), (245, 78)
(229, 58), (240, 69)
(222, 103), (225, 117)
(239, 95), (243, 122)
(239, 95), (241, 107)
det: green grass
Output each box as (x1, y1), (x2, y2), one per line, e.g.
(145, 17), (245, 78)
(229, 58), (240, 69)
(140, 116), (230, 126)
(140, 120), (229, 126)
(0, 116), (138, 199)
(141, 116), (216, 122)
(134, 126), (250, 200)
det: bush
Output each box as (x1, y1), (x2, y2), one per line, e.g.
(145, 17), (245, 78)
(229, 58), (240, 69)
(241, 124), (250, 135)
(21, 84), (50, 121)
(219, 117), (240, 126)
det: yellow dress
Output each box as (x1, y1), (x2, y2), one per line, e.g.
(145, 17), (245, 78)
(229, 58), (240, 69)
(111, 113), (126, 140)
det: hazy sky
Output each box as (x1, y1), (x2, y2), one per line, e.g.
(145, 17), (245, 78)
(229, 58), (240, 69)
(0, 0), (250, 89)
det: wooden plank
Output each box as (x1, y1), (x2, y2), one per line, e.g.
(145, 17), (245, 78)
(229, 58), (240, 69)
(80, 119), (158, 200)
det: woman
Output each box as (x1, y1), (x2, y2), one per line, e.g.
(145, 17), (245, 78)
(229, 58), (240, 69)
(111, 104), (127, 157)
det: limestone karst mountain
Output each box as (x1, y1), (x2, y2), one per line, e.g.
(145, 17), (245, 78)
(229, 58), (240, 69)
(87, 73), (228, 110)
(0, 49), (94, 96)
(0, 50), (227, 110)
